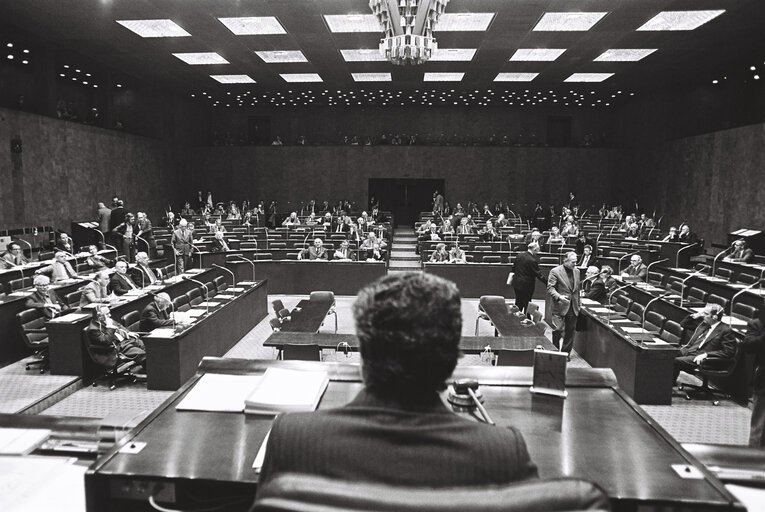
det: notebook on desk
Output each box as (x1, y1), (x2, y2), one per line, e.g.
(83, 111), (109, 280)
(244, 368), (329, 415)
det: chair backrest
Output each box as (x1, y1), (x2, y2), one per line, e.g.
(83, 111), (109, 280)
(478, 295), (506, 312)
(732, 303), (757, 320)
(715, 268), (733, 280)
(252, 473), (611, 512)
(540, 256), (558, 264)
(687, 287), (708, 302)
(187, 288), (203, 306)
(272, 300), (286, 315)
(163, 264), (176, 278)
(627, 302), (644, 322)
(647, 272), (664, 287)
(698, 338), (744, 378)
(173, 295), (190, 312)
(278, 308), (291, 319)
(204, 281), (216, 297)
(64, 290), (83, 308)
(495, 349), (535, 367)
(667, 277), (683, 293)
(213, 275), (228, 292)
(256, 252), (274, 260)
(614, 295), (632, 313)
(660, 320), (682, 344)
(465, 254), (474, 262)
(16, 309), (48, 347)
(474, 245), (492, 251)
(706, 294), (729, 310)
(76, 262), (90, 273)
(121, 311), (141, 332)
(644, 311), (665, 332)
(282, 344), (321, 361)
(269, 318), (282, 331)
(736, 273), (758, 284)
(482, 255), (502, 263)
(8, 278), (26, 292)
(310, 291), (335, 303)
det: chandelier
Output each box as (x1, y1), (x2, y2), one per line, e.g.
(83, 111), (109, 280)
(370, 0), (450, 66)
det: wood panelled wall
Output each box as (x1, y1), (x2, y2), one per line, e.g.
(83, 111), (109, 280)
(183, 146), (622, 215)
(0, 107), (182, 232)
(627, 122), (765, 245)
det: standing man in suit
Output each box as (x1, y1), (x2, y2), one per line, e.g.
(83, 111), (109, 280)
(171, 219), (194, 274)
(256, 272), (537, 493)
(97, 202), (111, 236)
(744, 307), (765, 447)
(673, 304), (736, 384)
(108, 199), (126, 249)
(110, 260), (140, 295)
(25, 275), (72, 318)
(547, 251), (581, 355)
(511, 242), (545, 316)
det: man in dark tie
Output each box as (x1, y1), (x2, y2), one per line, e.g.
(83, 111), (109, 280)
(2, 242), (29, 266)
(171, 219), (194, 273)
(332, 240), (356, 261)
(673, 304), (737, 385)
(131, 251), (160, 287)
(577, 245), (595, 269)
(723, 239), (755, 264)
(110, 260), (140, 295)
(140, 292), (175, 332)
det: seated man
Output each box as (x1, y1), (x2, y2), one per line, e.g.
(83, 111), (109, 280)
(456, 217), (473, 234)
(56, 233), (75, 253)
(495, 213), (509, 228)
(299, 238), (328, 260)
(674, 304), (736, 385)
(449, 243), (466, 263)
(479, 220), (500, 242)
(140, 292), (174, 331)
(2, 242), (29, 266)
(332, 240), (356, 261)
(80, 270), (113, 306)
(25, 275), (72, 319)
(210, 231), (231, 253)
(577, 245), (595, 269)
(256, 272), (538, 491)
(724, 239), (755, 264)
(364, 242), (385, 262)
(547, 226), (565, 245)
(621, 255), (647, 280)
(36, 251), (78, 283)
(86, 245), (113, 270)
(131, 251), (161, 286)
(587, 265), (617, 304)
(661, 226), (678, 242)
(678, 224), (697, 244)
(581, 266), (600, 295)
(429, 243), (449, 263)
(86, 306), (146, 373)
(110, 260), (140, 295)
(523, 228), (545, 246)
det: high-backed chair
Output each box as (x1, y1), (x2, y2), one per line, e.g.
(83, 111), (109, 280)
(495, 349), (535, 367)
(613, 295), (633, 314)
(647, 272), (664, 287)
(64, 289), (83, 308)
(644, 311), (665, 333)
(272, 300), (286, 316)
(310, 291), (337, 333)
(732, 303), (757, 321)
(16, 309), (49, 372)
(282, 343), (322, 361)
(252, 473), (611, 512)
(475, 295), (505, 335)
(120, 311), (147, 335)
(8, 278), (26, 292)
(173, 294), (190, 312)
(82, 327), (144, 390)
(686, 287), (708, 304)
(269, 317), (283, 332)
(715, 268), (733, 280)
(204, 281), (216, 297)
(706, 294), (729, 311)
(213, 275), (228, 292)
(659, 320), (683, 344)
(187, 288), (204, 306)
(627, 302), (645, 322)
(681, 339), (743, 405)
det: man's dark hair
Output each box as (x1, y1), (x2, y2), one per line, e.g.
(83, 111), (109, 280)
(353, 272), (462, 401)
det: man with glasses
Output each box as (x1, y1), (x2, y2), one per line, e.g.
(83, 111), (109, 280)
(2, 242), (29, 267)
(25, 275), (71, 319)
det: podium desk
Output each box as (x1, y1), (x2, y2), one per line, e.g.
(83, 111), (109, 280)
(85, 359), (742, 512)
(425, 263), (557, 299)
(264, 332), (555, 354)
(280, 297), (334, 333)
(143, 281), (268, 390)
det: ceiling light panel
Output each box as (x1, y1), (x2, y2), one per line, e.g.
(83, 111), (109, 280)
(436, 13), (495, 31)
(210, 74), (255, 84)
(173, 52), (229, 65)
(510, 49), (566, 61)
(340, 49), (386, 62)
(564, 73), (614, 82)
(324, 15), (380, 33)
(533, 12), (608, 31)
(594, 49), (657, 62)
(255, 51), (308, 63)
(280, 73), (323, 83)
(116, 19), (190, 38)
(636, 10), (725, 31)
(430, 49), (477, 61)
(424, 72), (464, 82)
(494, 73), (539, 82)
(218, 17), (286, 35)
(352, 73), (392, 82)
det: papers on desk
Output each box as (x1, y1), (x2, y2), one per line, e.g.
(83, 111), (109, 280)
(244, 368), (329, 415)
(146, 328), (177, 338)
(644, 338), (670, 346)
(239, 281), (257, 286)
(172, 311), (197, 324)
(722, 315), (748, 327)
(0, 455), (88, 512)
(124, 288), (144, 296)
(252, 430), (271, 473)
(185, 268), (205, 274)
(9, 291), (32, 297)
(214, 293), (235, 300)
(198, 301), (221, 308)
(187, 309), (206, 317)
(705, 276), (728, 282)
(588, 307), (613, 314)
(49, 312), (91, 323)
(176, 373), (263, 412)
(53, 278), (80, 286)
(145, 284), (164, 291)
(0, 428), (51, 455)
(581, 298), (600, 306)
(228, 287), (245, 293)
(610, 319), (631, 324)
(622, 327), (651, 334)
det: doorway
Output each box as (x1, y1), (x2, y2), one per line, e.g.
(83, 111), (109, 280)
(368, 178), (445, 227)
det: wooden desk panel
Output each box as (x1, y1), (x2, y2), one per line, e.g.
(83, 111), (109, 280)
(425, 263), (556, 299)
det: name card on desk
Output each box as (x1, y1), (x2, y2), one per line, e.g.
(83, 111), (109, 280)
(610, 319), (631, 324)
(228, 287), (245, 293)
(9, 291), (33, 297)
(238, 281), (257, 286)
(214, 294), (235, 300)
(146, 328), (177, 338)
(49, 312), (91, 323)
(622, 326), (651, 334)
(588, 307), (613, 314)
(530, 349), (568, 398)
(198, 301), (222, 308)
(187, 309), (206, 317)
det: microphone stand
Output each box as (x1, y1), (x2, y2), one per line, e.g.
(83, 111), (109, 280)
(94, 229), (118, 254)
(190, 243), (203, 269)
(729, 281), (761, 327)
(15, 238), (33, 262)
(168, 300), (177, 331)
(617, 251), (639, 275)
(711, 247), (729, 277)
(607, 283), (633, 324)
(183, 276), (210, 316)
(212, 263), (236, 288)
(675, 242), (699, 269)
(642, 293), (670, 330)
(136, 235), (150, 255)
(230, 255), (256, 282)
(645, 258), (669, 283)
(679, 270), (705, 308)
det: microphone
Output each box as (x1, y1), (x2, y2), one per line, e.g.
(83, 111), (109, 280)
(94, 229), (118, 253)
(711, 247), (728, 277)
(679, 269), (706, 307)
(183, 276), (210, 316)
(449, 379), (495, 425)
(645, 258), (669, 283)
(190, 243), (204, 269)
(15, 238), (33, 262)
(730, 280), (762, 327)
(135, 235), (150, 254)
(607, 283), (633, 323)
(642, 292), (671, 330)
(228, 254), (256, 282)
(212, 263), (236, 288)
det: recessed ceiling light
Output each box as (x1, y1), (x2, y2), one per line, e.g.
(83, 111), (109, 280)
(352, 73), (392, 82)
(430, 48), (477, 61)
(117, 84), (122, 88)
(436, 13), (495, 31)
(340, 49), (386, 62)
(533, 12), (607, 31)
(424, 72), (464, 82)
(637, 10), (725, 31)
(173, 52), (229, 65)
(218, 17), (286, 35)
(594, 49), (657, 62)
(324, 15), (379, 33)
(565, 73), (614, 82)
(210, 74), (256, 84)
(7, 55), (13, 60)
(494, 73), (539, 82)
(754, 75), (760, 80)
(116, 19), (191, 38)
(280, 73), (323, 83)
(510, 49), (566, 61)
(255, 50), (308, 63)
(23, 49), (29, 53)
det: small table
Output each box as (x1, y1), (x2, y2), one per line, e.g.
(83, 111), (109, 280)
(280, 298), (334, 333)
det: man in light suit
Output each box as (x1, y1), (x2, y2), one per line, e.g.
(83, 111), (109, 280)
(96, 202), (111, 234)
(256, 272), (537, 495)
(298, 238), (328, 260)
(131, 251), (161, 287)
(36, 251), (78, 283)
(80, 270), (113, 307)
(171, 219), (194, 273)
(547, 251), (581, 355)
(25, 275), (72, 319)
(2, 242), (29, 266)
(332, 240), (356, 261)
(621, 254), (647, 280)
(673, 303), (737, 384)
(724, 239), (755, 264)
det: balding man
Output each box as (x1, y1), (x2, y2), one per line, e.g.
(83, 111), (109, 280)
(511, 242), (545, 315)
(621, 255), (647, 280)
(25, 275), (71, 319)
(298, 238), (328, 260)
(674, 303), (736, 385)
(36, 252), (78, 283)
(80, 270), (112, 306)
(97, 202), (111, 234)
(110, 260), (139, 295)
(547, 251), (581, 355)
(140, 292), (175, 331)
(171, 219), (194, 273)
(132, 251), (161, 287)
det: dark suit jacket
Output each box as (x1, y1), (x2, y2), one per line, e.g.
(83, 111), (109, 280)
(744, 319), (765, 395)
(130, 264), (159, 287)
(211, 238), (230, 253)
(140, 303), (174, 332)
(727, 247), (755, 263)
(25, 289), (68, 318)
(108, 206), (126, 231)
(586, 277), (616, 304)
(512, 251), (544, 291)
(257, 389), (538, 490)
(624, 263), (647, 280)
(680, 322), (737, 360)
(110, 272), (139, 295)
(86, 320), (144, 368)
(547, 265), (581, 317)
(171, 228), (194, 256)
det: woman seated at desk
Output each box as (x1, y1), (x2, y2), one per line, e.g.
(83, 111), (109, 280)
(429, 243), (449, 263)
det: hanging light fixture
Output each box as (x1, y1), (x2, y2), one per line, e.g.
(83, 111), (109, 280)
(370, 0), (449, 65)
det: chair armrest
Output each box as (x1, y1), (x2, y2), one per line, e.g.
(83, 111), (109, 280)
(25, 329), (48, 334)
(699, 357), (733, 371)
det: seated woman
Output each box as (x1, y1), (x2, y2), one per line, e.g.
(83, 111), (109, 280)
(547, 226), (565, 245)
(449, 243), (467, 264)
(429, 243), (449, 263)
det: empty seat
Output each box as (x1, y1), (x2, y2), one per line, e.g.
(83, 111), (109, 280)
(613, 295), (632, 313)
(76, 262), (90, 273)
(715, 268), (733, 280)
(282, 343), (321, 361)
(644, 311), (665, 333)
(256, 252), (273, 260)
(64, 290), (82, 308)
(16, 309), (49, 372)
(736, 273), (758, 284)
(310, 291), (337, 333)
(687, 287), (708, 303)
(270, 242), (287, 249)
(667, 278), (683, 294)
(120, 311), (145, 334)
(648, 272), (664, 287)
(187, 288), (204, 306)
(732, 303), (757, 321)
(8, 278), (27, 292)
(269, 317), (282, 332)
(707, 294), (729, 310)
(173, 295), (190, 312)
(465, 254), (474, 262)
(272, 300), (285, 315)
(540, 256), (558, 264)
(204, 281), (216, 297)
(213, 276), (228, 292)
(482, 255), (501, 263)
(475, 295), (505, 335)
(627, 302), (645, 322)
(660, 320), (683, 344)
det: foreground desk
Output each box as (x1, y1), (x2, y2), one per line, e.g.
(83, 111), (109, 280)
(85, 359), (742, 512)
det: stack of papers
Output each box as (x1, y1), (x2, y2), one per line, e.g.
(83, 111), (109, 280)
(198, 301), (221, 308)
(0, 428), (51, 455)
(176, 374), (264, 412)
(622, 326), (650, 334)
(228, 287), (245, 293)
(214, 294), (235, 300)
(244, 368), (329, 415)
